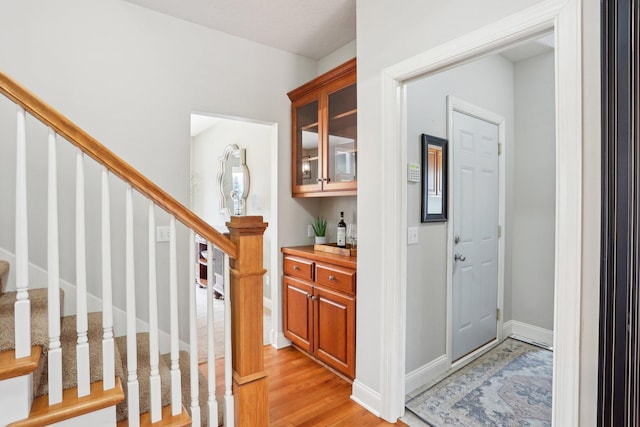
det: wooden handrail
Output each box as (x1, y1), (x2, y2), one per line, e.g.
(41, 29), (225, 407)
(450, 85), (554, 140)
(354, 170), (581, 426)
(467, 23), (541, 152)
(0, 70), (237, 259)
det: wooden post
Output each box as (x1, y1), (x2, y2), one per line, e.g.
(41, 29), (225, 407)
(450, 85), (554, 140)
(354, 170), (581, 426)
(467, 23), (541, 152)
(226, 216), (269, 426)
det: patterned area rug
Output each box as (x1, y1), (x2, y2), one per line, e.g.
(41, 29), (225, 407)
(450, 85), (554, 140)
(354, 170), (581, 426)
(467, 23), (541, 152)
(406, 338), (552, 426)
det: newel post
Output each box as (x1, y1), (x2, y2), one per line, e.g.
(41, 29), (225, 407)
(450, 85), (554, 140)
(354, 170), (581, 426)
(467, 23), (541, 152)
(226, 216), (269, 426)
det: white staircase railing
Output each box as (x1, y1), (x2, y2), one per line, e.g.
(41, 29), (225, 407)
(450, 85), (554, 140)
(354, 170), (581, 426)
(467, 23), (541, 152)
(0, 69), (269, 427)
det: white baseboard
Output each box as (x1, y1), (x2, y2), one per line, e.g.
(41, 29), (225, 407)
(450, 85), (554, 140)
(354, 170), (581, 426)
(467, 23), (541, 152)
(405, 354), (448, 394)
(270, 331), (291, 349)
(0, 247), (189, 354)
(351, 380), (382, 417)
(503, 320), (553, 346)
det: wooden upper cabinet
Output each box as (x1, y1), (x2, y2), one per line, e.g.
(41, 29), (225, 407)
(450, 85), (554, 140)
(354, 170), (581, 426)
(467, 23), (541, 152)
(288, 58), (357, 197)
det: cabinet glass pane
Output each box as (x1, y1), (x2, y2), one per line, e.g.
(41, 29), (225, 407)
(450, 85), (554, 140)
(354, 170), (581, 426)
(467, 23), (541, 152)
(328, 83), (357, 184)
(296, 101), (320, 186)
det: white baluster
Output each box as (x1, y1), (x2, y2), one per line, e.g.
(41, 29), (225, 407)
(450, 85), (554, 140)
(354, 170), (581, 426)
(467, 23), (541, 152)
(101, 167), (115, 391)
(169, 216), (182, 416)
(75, 148), (90, 397)
(207, 243), (218, 426)
(148, 202), (161, 423)
(126, 186), (140, 426)
(189, 230), (201, 425)
(223, 253), (234, 426)
(47, 129), (62, 405)
(14, 106), (30, 359)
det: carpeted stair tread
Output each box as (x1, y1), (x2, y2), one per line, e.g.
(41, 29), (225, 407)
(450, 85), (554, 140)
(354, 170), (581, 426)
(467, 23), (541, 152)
(0, 288), (63, 394)
(161, 351), (223, 427)
(35, 312), (125, 397)
(0, 260), (9, 294)
(0, 288), (62, 353)
(115, 333), (172, 422)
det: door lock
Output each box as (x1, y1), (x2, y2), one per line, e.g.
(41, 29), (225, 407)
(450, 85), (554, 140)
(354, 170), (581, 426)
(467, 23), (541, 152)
(454, 253), (466, 262)
(454, 235), (461, 244)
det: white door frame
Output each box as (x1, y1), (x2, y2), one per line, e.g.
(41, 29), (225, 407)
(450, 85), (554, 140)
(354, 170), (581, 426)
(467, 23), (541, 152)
(378, 0), (581, 424)
(446, 97), (506, 369)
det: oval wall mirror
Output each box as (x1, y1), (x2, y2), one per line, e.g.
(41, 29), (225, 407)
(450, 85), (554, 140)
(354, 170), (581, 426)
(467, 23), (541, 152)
(217, 144), (250, 219)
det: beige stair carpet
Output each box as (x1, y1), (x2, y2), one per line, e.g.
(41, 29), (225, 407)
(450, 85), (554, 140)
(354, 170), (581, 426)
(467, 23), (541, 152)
(0, 288), (59, 353)
(0, 288), (64, 395)
(36, 312), (125, 397)
(161, 351), (223, 427)
(0, 260), (9, 294)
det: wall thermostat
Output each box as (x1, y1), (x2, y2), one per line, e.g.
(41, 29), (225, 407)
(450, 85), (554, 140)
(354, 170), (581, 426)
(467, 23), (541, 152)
(408, 163), (421, 183)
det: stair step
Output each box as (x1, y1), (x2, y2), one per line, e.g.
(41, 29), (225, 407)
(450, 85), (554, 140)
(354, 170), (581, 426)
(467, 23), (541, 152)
(8, 378), (124, 427)
(116, 404), (191, 427)
(115, 333), (172, 421)
(0, 288), (61, 354)
(0, 346), (42, 381)
(36, 312), (125, 397)
(161, 351), (222, 427)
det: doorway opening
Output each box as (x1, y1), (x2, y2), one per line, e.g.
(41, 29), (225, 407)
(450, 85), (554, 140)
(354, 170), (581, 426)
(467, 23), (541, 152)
(402, 33), (556, 425)
(189, 112), (277, 362)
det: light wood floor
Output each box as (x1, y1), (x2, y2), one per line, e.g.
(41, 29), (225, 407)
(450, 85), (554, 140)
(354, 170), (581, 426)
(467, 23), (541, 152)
(201, 345), (406, 426)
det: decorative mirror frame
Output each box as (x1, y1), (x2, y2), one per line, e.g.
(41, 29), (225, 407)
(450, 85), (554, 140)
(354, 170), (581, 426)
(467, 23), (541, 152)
(217, 144), (250, 219)
(421, 134), (448, 222)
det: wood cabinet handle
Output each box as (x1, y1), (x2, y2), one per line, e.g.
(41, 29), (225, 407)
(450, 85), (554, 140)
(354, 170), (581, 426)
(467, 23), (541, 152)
(293, 265), (299, 270)
(328, 275), (336, 281)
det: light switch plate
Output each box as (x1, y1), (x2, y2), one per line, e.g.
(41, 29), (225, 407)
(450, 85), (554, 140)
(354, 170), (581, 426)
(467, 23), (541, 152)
(407, 227), (419, 245)
(156, 226), (170, 242)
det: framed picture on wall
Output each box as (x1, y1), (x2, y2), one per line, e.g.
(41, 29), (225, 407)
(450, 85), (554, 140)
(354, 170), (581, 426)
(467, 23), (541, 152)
(421, 134), (448, 222)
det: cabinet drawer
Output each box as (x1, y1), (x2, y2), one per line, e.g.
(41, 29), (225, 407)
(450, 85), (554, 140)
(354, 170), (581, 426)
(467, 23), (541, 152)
(284, 256), (314, 281)
(315, 263), (355, 294)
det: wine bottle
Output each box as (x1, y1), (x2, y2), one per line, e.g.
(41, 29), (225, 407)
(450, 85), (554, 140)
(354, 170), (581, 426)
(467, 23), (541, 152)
(337, 211), (347, 248)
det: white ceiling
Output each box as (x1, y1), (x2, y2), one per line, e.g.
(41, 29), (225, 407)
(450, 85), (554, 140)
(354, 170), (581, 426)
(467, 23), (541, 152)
(125, 0), (356, 60)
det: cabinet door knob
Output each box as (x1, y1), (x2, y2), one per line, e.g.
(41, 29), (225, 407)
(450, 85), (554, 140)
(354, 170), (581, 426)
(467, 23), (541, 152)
(293, 265), (299, 270)
(306, 293), (311, 299)
(311, 295), (318, 301)
(328, 275), (336, 281)
(317, 178), (323, 182)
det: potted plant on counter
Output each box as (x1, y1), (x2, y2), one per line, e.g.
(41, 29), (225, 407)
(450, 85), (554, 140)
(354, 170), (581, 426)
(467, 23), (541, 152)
(312, 217), (327, 244)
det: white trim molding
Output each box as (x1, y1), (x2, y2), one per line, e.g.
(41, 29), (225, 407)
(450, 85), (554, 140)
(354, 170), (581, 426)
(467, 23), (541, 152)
(503, 320), (554, 347)
(405, 355), (448, 395)
(351, 380), (382, 417)
(378, 0), (582, 424)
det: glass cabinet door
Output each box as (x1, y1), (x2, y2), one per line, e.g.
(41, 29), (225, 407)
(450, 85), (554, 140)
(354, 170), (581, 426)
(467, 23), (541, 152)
(294, 99), (322, 191)
(325, 82), (357, 190)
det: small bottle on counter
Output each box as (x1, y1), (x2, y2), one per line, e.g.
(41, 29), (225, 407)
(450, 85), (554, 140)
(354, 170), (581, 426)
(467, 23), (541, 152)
(337, 211), (347, 248)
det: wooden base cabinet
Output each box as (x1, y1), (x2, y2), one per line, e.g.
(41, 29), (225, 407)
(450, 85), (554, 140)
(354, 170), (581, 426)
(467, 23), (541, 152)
(282, 247), (356, 379)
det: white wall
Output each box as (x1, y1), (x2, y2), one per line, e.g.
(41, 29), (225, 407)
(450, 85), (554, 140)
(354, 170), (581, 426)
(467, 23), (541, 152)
(355, 0), (600, 423)
(512, 51), (556, 330)
(0, 0), (318, 343)
(191, 118), (273, 298)
(318, 40), (357, 75)
(405, 54), (515, 373)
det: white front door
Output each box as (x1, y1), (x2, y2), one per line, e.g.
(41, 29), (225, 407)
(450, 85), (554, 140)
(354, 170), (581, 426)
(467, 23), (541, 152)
(452, 110), (500, 361)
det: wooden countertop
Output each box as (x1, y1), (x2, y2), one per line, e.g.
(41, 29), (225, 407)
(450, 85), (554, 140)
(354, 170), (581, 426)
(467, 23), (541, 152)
(281, 245), (357, 269)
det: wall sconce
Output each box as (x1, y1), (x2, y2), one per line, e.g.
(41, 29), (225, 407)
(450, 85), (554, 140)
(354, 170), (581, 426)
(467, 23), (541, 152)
(302, 155), (311, 179)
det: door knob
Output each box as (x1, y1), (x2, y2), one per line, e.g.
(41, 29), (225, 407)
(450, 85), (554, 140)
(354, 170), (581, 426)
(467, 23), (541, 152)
(454, 253), (466, 262)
